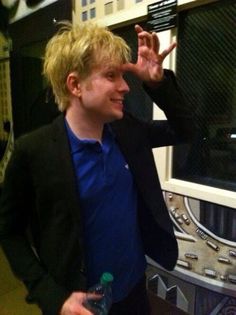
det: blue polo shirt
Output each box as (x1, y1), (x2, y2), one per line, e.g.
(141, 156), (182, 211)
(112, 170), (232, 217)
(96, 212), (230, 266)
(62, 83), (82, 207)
(65, 119), (146, 302)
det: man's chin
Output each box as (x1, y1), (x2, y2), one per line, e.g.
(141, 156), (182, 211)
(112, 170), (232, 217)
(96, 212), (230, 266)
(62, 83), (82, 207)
(115, 111), (124, 120)
(107, 111), (124, 122)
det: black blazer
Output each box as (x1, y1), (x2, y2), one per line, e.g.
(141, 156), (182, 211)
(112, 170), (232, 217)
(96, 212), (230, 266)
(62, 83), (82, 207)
(0, 70), (195, 315)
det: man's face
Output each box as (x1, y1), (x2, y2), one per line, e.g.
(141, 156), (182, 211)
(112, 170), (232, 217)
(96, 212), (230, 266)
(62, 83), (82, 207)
(79, 63), (130, 123)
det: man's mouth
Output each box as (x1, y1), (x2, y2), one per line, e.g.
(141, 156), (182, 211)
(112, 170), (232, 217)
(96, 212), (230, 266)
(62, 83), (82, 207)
(111, 98), (124, 105)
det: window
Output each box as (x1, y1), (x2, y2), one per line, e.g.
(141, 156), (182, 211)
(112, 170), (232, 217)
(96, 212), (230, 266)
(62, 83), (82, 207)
(105, 2), (113, 15)
(172, 0), (236, 192)
(90, 7), (96, 18)
(117, 0), (124, 11)
(82, 10), (88, 21)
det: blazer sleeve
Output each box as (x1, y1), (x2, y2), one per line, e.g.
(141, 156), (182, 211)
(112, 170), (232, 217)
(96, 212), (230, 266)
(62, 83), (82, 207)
(143, 69), (197, 147)
(0, 138), (70, 315)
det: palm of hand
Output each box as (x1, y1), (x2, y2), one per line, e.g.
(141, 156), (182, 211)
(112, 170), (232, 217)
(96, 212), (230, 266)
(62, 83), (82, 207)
(136, 45), (164, 82)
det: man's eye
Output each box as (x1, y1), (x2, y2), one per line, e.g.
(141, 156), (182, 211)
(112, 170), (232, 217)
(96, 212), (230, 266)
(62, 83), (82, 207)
(107, 72), (116, 79)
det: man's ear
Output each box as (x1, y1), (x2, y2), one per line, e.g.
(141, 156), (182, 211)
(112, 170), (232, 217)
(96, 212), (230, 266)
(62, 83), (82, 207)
(66, 72), (82, 97)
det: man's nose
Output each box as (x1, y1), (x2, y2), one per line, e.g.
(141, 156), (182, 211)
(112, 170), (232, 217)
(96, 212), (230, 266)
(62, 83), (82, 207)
(119, 77), (130, 94)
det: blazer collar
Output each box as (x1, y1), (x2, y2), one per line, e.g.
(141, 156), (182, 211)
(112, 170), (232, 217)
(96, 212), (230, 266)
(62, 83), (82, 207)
(50, 114), (83, 228)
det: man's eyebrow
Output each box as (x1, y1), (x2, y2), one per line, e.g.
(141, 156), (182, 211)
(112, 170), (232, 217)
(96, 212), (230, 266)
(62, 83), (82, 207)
(105, 66), (117, 71)
(105, 63), (123, 70)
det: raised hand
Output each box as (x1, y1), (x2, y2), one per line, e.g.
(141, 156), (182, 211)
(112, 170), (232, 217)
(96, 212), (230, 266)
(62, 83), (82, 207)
(122, 25), (176, 85)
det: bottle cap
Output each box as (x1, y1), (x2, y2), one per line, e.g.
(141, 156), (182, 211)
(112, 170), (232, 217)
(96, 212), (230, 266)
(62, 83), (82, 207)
(100, 272), (114, 285)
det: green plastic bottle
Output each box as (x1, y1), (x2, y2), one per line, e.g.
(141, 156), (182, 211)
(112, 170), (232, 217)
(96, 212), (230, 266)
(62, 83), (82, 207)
(84, 272), (114, 315)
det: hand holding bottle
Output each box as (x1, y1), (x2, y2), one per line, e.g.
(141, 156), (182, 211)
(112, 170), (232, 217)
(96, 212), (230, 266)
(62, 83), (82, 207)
(60, 272), (113, 315)
(60, 291), (94, 315)
(83, 272), (114, 315)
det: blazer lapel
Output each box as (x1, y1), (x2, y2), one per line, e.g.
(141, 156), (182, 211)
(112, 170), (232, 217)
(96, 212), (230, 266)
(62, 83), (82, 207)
(111, 116), (172, 230)
(50, 115), (82, 226)
(110, 116), (159, 198)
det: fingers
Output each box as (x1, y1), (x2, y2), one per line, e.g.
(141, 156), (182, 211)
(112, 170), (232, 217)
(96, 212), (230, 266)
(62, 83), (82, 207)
(135, 24), (176, 59)
(136, 30), (153, 49)
(135, 25), (159, 53)
(151, 32), (160, 54)
(134, 24), (143, 34)
(135, 24), (151, 47)
(135, 24), (148, 48)
(86, 292), (102, 300)
(160, 42), (177, 59)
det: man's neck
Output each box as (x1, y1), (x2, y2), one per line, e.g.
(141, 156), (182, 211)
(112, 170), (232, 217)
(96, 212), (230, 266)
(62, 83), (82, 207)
(65, 106), (104, 142)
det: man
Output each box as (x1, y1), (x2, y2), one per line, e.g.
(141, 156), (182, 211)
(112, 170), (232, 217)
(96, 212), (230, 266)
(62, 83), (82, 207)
(0, 21), (195, 315)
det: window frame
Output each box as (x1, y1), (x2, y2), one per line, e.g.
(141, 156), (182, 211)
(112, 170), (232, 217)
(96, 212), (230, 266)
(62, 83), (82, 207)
(153, 0), (236, 208)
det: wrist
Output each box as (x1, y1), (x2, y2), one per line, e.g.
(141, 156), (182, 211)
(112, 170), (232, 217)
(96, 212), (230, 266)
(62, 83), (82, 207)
(145, 75), (166, 89)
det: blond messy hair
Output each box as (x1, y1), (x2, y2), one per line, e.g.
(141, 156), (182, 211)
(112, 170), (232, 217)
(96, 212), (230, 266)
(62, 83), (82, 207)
(43, 20), (131, 111)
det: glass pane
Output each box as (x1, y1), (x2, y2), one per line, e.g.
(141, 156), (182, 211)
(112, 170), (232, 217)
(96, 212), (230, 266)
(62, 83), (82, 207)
(104, 2), (113, 15)
(117, 0), (124, 11)
(172, 0), (236, 191)
(82, 11), (88, 21)
(199, 200), (236, 242)
(90, 7), (96, 19)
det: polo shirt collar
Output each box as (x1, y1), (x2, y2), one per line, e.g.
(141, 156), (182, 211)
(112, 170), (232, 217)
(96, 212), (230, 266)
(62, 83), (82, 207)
(64, 118), (115, 154)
